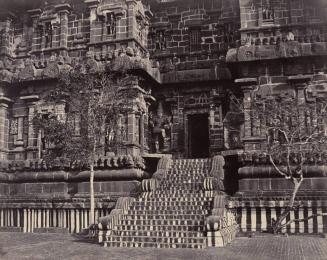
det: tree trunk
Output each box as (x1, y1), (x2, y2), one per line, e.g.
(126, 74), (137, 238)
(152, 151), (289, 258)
(89, 163), (95, 226)
(272, 177), (303, 233)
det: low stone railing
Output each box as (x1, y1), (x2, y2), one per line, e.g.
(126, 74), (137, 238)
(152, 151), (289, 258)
(97, 197), (135, 244)
(0, 207), (111, 234)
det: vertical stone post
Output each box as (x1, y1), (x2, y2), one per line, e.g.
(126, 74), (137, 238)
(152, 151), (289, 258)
(0, 12), (16, 56)
(126, 0), (137, 39)
(237, 80), (256, 139)
(55, 3), (71, 52)
(127, 111), (136, 155)
(171, 104), (179, 152)
(0, 96), (12, 160)
(27, 9), (42, 52)
(20, 95), (39, 160)
(85, 0), (100, 44)
(139, 113), (145, 150)
(288, 75), (311, 136)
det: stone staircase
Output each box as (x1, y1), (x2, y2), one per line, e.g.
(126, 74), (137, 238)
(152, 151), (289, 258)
(103, 158), (214, 249)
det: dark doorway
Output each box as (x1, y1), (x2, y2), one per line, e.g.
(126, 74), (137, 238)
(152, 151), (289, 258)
(188, 114), (209, 158)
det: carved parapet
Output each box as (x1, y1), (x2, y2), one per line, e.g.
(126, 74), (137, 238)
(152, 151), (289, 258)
(0, 154), (146, 173)
(98, 196), (135, 243)
(226, 41), (327, 63)
(238, 151), (327, 168)
(206, 194), (239, 247)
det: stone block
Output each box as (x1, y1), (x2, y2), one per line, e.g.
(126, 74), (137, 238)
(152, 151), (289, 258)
(9, 183), (26, 195)
(77, 181), (140, 194)
(0, 183), (9, 195)
(309, 178), (327, 190)
(42, 183), (68, 193)
(25, 183), (43, 194)
(258, 179), (271, 191)
(239, 179), (259, 191)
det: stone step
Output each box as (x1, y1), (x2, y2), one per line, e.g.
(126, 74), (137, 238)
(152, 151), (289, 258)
(113, 224), (204, 232)
(131, 205), (209, 211)
(161, 177), (205, 182)
(159, 182), (203, 191)
(140, 193), (212, 200)
(140, 190), (209, 195)
(170, 169), (209, 173)
(133, 200), (209, 207)
(104, 241), (205, 249)
(173, 158), (210, 163)
(137, 196), (212, 202)
(119, 219), (204, 226)
(122, 214), (204, 221)
(107, 235), (206, 245)
(111, 230), (203, 238)
(126, 209), (209, 215)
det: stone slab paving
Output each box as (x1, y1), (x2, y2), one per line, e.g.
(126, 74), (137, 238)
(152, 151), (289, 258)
(0, 232), (327, 260)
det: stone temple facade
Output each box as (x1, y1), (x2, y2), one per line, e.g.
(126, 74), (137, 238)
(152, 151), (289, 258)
(0, 0), (327, 248)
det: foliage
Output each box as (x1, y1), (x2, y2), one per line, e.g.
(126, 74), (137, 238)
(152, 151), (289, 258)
(228, 88), (327, 233)
(33, 64), (125, 166)
(253, 96), (327, 233)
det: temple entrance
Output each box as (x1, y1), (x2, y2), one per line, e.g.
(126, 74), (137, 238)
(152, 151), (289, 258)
(188, 114), (209, 158)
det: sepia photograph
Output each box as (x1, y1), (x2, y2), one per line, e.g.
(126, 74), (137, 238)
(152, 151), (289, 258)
(0, 0), (326, 259)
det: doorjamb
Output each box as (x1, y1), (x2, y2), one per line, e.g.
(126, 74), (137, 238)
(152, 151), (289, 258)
(184, 108), (209, 158)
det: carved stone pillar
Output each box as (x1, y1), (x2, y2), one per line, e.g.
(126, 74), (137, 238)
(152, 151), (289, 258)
(236, 78), (256, 138)
(209, 103), (224, 155)
(236, 78), (261, 151)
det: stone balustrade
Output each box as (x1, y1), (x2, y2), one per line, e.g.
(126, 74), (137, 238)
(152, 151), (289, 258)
(0, 207), (111, 234)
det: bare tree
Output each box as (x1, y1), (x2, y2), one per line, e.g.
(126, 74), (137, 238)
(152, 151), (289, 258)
(34, 64), (125, 227)
(228, 88), (327, 233)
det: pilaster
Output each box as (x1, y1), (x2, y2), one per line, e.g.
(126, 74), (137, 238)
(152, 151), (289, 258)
(55, 3), (71, 50)
(0, 96), (12, 160)
(20, 95), (39, 159)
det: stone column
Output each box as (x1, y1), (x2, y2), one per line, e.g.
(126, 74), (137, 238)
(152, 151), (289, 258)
(261, 207), (267, 231)
(298, 208), (304, 233)
(23, 209), (27, 232)
(251, 207), (256, 232)
(289, 210), (296, 233)
(241, 208), (247, 232)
